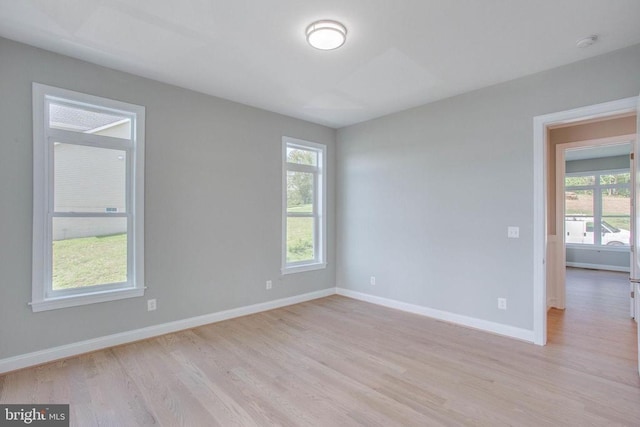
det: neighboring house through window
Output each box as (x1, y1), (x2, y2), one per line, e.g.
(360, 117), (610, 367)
(282, 137), (326, 274)
(31, 83), (145, 311)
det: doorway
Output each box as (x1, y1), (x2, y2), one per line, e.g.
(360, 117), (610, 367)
(549, 137), (634, 343)
(532, 96), (638, 346)
(550, 120), (635, 311)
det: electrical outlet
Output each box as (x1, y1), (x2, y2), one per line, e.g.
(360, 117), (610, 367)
(498, 298), (507, 310)
(507, 226), (519, 239)
(266, 280), (272, 290)
(370, 276), (376, 286)
(147, 299), (157, 311)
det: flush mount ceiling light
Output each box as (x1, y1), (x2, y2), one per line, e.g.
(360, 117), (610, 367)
(306, 20), (347, 50)
(576, 35), (598, 48)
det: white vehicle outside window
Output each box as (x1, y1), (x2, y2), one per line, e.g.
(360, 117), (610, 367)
(564, 170), (630, 248)
(565, 217), (630, 246)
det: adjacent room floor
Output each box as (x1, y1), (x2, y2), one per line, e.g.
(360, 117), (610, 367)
(1, 271), (639, 425)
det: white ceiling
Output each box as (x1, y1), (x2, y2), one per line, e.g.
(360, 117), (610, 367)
(1, 1), (639, 128)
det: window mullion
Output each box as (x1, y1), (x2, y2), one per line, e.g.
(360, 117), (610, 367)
(595, 186), (603, 245)
(52, 212), (128, 218)
(565, 185), (596, 192)
(287, 163), (318, 173)
(47, 128), (131, 150)
(287, 213), (314, 218)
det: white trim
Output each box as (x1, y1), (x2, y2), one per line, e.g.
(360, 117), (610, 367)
(555, 143), (568, 309)
(0, 288), (335, 374)
(336, 288), (535, 343)
(29, 287), (145, 312)
(3, 285), (547, 374)
(566, 244), (630, 252)
(566, 262), (630, 272)
(533, 115), (547, 345)
(533, 96), (638, 346)
(48, 128), (132, 148)
(281, 262), (327, 275)
(31, 83), (145, 311)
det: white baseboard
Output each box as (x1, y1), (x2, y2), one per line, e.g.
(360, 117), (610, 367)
(1, 286), (539, 374)
(336, 288), (535, 343)
(566, 262), (630, 272)
(0, 288), (335, 375)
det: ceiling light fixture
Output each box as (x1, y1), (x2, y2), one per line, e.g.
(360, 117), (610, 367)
(306, 20), (347, 50)
(576, 35), (598, 48)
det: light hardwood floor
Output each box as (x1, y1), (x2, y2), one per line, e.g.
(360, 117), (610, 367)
(1, 269), (639, 426)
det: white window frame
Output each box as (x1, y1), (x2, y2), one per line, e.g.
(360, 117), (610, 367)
(565, 167), (630, 250)
(282, 137), (327, 274)
(31, 83), (145, 312)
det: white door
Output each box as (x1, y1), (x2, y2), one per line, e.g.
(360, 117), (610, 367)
(632, 94), (640, 374)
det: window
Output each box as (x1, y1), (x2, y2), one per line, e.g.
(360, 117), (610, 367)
(564, 170), (630, 247)
(282, 137), (326, 273)
(31, 83), (145, 312)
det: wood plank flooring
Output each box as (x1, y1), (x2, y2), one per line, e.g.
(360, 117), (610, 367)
(1, 269), (639, 426)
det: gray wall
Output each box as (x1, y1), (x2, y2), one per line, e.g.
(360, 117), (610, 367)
(565, 248), (629, 270)
(0, 37), (336, 359)
(336, 44), (640, 331)
(566, 155), (630, 270)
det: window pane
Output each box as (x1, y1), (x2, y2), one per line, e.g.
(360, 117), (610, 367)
(54, 143), (126, 213)
(600, 173), (631, 186)
(52, 217), (127, 290)
(565, 175), (595, 187)
(602, 190), (631, 246)
(287, 147), (317, 166)
(565, 189), (593, 216)
(287, 171), (314, 213)
(49, 102), (131, 137)
(286, 217), (315, 263)
(565, 190), (594, 245)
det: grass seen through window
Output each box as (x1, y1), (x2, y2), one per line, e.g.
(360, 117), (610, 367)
(52, 233), (127, 290)
(287, 204), (314, 262)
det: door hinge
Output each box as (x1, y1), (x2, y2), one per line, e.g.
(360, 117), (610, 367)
(632, 291), (635, 299)
(631, 152), (635, 160)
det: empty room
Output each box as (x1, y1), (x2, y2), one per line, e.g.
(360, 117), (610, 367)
(1, 1), (640, 425)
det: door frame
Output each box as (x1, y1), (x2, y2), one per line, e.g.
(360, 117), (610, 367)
(533, 96), (638, 345)
(554, 136), (634, 310)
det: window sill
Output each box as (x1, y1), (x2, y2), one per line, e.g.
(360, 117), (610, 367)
(30, 286), (145, 312)
(566, 244), (630, 253)
(281, 262), (327, 275)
